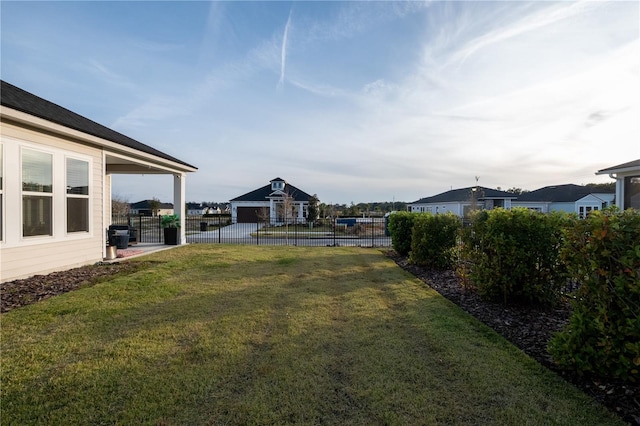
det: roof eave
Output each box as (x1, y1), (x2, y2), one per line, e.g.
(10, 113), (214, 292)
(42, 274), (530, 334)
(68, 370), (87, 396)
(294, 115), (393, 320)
(1, 106), (197, 174)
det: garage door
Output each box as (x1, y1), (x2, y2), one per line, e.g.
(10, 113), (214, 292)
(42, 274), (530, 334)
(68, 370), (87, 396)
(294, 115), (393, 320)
(236, 207), (262, 223)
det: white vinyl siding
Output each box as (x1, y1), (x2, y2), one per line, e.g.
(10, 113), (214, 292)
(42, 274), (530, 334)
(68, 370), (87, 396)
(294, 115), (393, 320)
(0, 143), (3, 241)
(1, 130), (103, 283)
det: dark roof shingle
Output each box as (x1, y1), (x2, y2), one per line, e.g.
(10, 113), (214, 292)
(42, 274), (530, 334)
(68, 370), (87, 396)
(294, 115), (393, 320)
(1, 80), (196, 170)
(231, 180), (312, 202)
(412, 186), (516, 204)
(516, 184), (613, 203)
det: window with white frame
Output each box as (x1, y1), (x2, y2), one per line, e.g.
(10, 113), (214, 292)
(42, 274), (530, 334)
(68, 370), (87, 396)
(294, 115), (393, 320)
(579, 205), (598, 219)
(66, 157), (89, 232)
(22, 148), (53, 237)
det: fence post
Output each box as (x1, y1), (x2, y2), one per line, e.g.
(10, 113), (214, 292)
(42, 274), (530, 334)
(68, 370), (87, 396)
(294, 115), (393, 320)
(372, 219), (375, 247)
(333, 217), (336, 247)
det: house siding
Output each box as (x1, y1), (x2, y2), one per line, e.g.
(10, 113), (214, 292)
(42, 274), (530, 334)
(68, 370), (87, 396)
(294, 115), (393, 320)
(510, 202), (549, 213)
(547, 202), (575, 213)
(410, 202), (463, 215)
(1, 121), (104, 283)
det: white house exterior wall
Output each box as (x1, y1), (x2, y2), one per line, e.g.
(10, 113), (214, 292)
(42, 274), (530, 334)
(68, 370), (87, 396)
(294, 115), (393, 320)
(410, 202), (464, 216)
(231, 200), (307, 224)
(1, 123), (104, 283)
(547, 202), (575, 213)
(576, 194), (614, 209)
(510, 202), (550, 212)
(130, 207), (174, 216)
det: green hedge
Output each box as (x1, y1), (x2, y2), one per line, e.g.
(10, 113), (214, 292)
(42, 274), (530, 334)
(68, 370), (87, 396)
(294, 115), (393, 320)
(461, 208), (569, 306)
(549, 208), (640, 382)
(387, 212), (416, 256)
(410, 213), (461, 270)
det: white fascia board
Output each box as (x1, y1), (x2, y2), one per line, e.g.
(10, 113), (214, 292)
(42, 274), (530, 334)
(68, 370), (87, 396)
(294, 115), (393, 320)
(595, 165), (640, 176)
(1, 106), (196, 174)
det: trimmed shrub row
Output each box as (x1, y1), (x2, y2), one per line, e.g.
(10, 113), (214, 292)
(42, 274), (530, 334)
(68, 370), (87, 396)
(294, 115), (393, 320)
(387, 207), (640, 382)
(461, 208), (571, 306)
(387, 211), (416, 256)
(410, 213), (461, 270)
(549, 208), (640, 382)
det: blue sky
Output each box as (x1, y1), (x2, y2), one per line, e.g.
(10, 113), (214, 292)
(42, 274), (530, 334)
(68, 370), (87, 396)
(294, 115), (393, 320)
(1, 1), (638, 204)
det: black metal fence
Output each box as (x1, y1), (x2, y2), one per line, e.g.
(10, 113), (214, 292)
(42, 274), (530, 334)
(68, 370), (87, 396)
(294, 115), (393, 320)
(111, 215), (392, 247)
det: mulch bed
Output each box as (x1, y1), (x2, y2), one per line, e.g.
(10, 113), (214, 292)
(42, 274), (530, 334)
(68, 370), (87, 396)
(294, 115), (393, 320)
(0, 261), (145, 313)
(1, 253), (638, 424)
(385, 250), (639, 425)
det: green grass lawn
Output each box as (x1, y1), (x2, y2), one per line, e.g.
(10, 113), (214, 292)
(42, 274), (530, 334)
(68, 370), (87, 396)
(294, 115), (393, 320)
(1, 245), (622, 425)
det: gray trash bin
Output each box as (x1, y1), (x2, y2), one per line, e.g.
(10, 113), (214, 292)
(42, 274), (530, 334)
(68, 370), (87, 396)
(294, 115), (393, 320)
(114, 230), (129, 249)
(200, 222), (208, 231)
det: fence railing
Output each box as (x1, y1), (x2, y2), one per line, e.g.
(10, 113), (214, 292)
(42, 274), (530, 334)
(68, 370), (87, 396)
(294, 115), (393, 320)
(111, 215), (392, 247)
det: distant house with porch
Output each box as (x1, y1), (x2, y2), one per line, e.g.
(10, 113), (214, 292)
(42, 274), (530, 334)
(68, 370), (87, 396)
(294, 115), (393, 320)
(409, 186), (516, 217)
(230, 177), (312, 224)
(596, 159), (640, 210)
(130, 200), (174, 216)
(0, 80), (197, 283)
(512, 184), (614, 217)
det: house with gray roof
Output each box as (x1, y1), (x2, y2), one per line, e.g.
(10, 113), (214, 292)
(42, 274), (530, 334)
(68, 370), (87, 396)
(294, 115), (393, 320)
(230, 177), (312, 224)
(596, 159), (640, 210)
(130, 200), (174, 216)
(512, 184), (614, 217)
(0, 80), (197, 282)
(409, 186), (516, 217)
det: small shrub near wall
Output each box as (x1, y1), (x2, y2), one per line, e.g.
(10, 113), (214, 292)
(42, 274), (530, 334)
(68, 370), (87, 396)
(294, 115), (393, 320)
(388, 212), (416, 256)
(410, 213), (461, 270)
(549, 207), (640, 382)
(461, 208), (570, 306)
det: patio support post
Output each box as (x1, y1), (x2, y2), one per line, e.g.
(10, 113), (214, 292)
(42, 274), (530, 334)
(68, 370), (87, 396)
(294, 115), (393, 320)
(174, 173), (186, 244)
(298, 201), (304, 223)
(103, 168), (112, 259)
(269, 198), (275, 224)
(616, 178), (624, 209)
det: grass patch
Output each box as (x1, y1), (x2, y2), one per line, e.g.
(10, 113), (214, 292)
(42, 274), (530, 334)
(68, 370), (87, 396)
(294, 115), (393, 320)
(1, 245), (622, 425)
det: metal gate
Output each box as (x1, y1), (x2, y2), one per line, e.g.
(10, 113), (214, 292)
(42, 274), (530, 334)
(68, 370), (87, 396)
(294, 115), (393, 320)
(111, 215), (392, 247)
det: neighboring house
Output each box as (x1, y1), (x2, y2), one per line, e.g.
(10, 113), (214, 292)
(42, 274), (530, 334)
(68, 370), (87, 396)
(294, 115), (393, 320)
(0, 80), (197, 283)
(512, 184), (614, 217)
(596, 159), (640, 210)
(186, 202), (204, 216)
(186, 202), (228, 216)
(409, 186), (516, 217)
(130, 200), (174, 216)
(230, 177), (312, 224)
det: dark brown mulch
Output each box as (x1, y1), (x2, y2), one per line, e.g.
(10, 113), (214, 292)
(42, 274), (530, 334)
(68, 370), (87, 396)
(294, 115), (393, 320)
(385, 250), (639, 426)
(0, 261), (148, 313)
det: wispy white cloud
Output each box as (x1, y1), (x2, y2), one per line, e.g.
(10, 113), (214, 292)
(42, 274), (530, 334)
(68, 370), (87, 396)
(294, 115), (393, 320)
(84, 59), (136, 90)
(3, 0), (637, 203)
(278, 8), (293, 89)
(449, 1), (601, 66)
